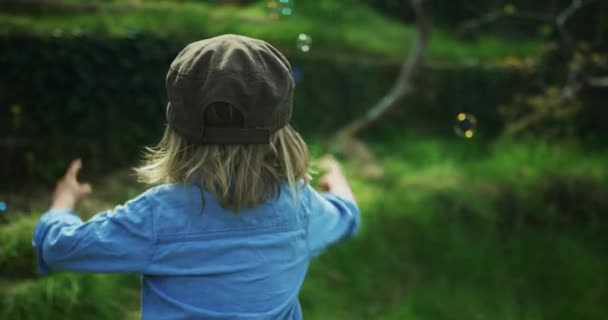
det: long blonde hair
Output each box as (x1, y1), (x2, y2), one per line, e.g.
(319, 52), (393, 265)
(134, 104), (310, 211)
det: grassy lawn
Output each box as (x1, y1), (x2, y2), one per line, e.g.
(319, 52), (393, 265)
(0, 1), (542, 64)
(1, 135), (606, 319)
(301, 136), (608, 319)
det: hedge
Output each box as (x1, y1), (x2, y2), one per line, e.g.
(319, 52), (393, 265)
(0, 32), (529, 184)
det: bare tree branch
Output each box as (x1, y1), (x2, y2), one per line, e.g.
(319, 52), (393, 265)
(555, 0), (596, 48)
(556, 0), (595, 26)
(458, 0), (596, 38)
(335, 0), (431, 139)
(509, 11), (553, 22)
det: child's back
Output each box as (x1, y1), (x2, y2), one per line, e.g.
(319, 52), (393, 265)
(33, 34), (360, 320)
(142, 182), (356, 319)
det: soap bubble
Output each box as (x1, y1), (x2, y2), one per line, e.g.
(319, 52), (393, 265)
(52, 28), (63, 38)
(0, 201), (6, 212)
(126, 26), (140, 39)
(503, 4), (517, 15)
(296, 33), (312, 53)
(267, 0), (294, 20)
(71, 27), (84, 37)
(454, 113), (477, 138)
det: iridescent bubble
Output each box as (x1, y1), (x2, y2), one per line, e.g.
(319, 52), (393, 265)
(454, 113), (477, 138)
(126, 26), (140, 39)
(71, 27), (84, 37)
(52, 28), (63, 38)
(0, 201), (6, 213)
(266, 0), (294, 20)
(296, 33), (312, 53)
(503, 4), (517, 15)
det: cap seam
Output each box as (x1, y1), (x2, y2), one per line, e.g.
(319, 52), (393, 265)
(168, 67), (287, 78)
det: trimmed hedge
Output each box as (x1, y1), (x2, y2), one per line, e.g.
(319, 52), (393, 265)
(1, 33), (522, 183)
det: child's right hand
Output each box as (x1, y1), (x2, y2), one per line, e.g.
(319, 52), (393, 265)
(316, 155), (356, 202)
(50, 159), (93, 211)
(317, 155), (342, 192)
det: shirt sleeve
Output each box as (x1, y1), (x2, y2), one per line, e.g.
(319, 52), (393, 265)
(305, 186), (361, 258)
(32, 191), (155, 275)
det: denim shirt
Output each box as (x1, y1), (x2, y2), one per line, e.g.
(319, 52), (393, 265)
(32, 182), (360, 320)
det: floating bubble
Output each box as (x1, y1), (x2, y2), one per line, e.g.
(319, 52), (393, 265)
(267, 0), (294, 20)
(296, 33), (312, 53)
(0, 201), (6, 213)
(454, 113), (477, 138)
(126, 26), (140, 39)
(503, 4), (517, 15)
(292, 66), (302, 84)
(71, 27), (84, 37)
(52, 28), (63, 38)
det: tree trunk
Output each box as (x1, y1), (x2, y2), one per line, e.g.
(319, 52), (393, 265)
(335, 0), (431, 140)
(327, 0), (431, 178)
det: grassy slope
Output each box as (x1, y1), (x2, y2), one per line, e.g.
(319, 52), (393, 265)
(302, 136), (608, 320)
(0, 170), (145, 320)
(0, 1), (541, 64)
(1, 137), (607, 320)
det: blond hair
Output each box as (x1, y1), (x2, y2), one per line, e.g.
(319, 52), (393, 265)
(134, 105), (310, 211)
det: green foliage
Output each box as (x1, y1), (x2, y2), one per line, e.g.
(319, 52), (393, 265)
(0, 0), (549, 184)
(0, 2), (606, 319)
(0, 215), (140, 320)
(0, 34), (174, 182)
(0, 1), (542, 62)
(499, 46), (608, 139)
(0, 217), (38, 278)
(0, 272), (139, 320)
(301, 137), (608, 320)
(360, 0), (608, 43)
(0, 31), (528, 183)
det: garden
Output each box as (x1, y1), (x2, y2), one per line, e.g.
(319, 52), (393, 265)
(1, 0), (607, 319)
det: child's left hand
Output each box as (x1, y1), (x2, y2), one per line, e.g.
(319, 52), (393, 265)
(51, 159), (92, 211)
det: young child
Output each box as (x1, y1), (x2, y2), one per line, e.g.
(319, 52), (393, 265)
(33, 34), (360, 320)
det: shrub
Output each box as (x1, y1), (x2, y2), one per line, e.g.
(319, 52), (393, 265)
(0, 33), (523, 183)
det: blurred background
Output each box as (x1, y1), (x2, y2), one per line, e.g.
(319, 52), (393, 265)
(0, 0), (607, 319)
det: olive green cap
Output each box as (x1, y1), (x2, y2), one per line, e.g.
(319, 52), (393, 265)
(166, 34), (294, 144)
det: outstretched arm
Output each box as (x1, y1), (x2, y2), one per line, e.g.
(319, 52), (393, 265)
(306, 156), (360, 257)
(317, 155), (356, 202)
(33, 159), (156, 275)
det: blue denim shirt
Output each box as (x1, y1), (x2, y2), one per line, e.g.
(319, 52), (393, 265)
(32, 182), (360, 319)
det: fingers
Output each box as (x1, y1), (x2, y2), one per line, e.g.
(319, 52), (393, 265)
(318, 181), (331, 192)
(317, 155), (341, 175)
(65, 158), (82, 179)
(64, 159), (93, 195)
(80, 183), (93, 195)
(318, 176), (331, 192)
(304, 174), (313, 183)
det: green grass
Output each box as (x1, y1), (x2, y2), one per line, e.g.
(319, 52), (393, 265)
(0, 170), (145, 320)
(1, 135), (606, 319)
(0, 272), (139, 320)
(300, 135), (608, 319)
(0, 212), (139, 320)
(0, 1), (542, 63)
